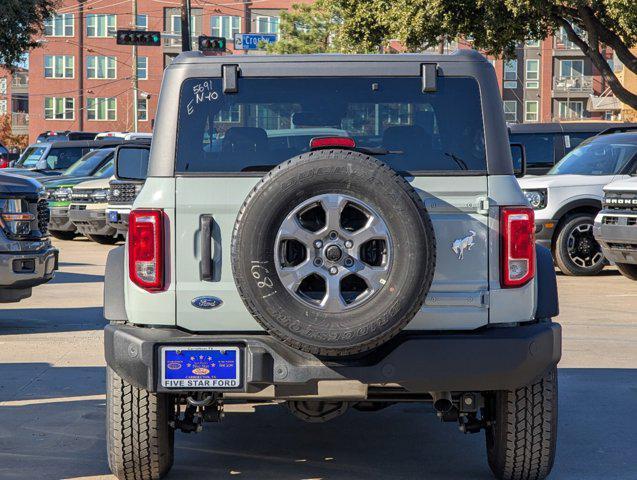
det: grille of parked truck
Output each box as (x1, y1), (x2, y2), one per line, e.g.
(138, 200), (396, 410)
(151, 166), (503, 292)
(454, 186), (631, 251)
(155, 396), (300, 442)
(594, 177), (637, 280)
(0, 172), (58, 302)
(103, 52), (561, 480)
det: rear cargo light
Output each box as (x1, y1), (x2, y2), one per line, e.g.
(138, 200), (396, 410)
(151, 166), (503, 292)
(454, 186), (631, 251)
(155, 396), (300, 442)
(129, 209), (164, 291)
(310, 136), (356, 150)
(501, 207), (535, 288)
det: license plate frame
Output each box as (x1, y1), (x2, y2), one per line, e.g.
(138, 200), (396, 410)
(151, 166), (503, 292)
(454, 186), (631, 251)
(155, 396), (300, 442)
(160, 346), (241, 389)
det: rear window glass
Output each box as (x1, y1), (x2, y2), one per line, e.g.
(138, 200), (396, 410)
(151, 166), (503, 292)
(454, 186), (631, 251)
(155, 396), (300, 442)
(564, 132), (595, 153)
(175, 77), (486, 174)
(17, 146), (47, 167)
(509, 133), (556, 169)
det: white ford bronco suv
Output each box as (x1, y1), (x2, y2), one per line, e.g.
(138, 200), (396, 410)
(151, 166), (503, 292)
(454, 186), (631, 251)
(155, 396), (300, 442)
(104, 51), (561, 480)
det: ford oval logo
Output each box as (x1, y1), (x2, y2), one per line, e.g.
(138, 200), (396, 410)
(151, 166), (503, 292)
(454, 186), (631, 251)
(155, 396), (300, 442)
(192, 296), (223, 309)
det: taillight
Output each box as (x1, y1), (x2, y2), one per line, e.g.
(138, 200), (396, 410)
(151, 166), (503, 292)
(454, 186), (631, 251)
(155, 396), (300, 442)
(129, 209), (164, 291)
(0, 160), (9, 168)
(309, 136), (356, 150)
(501, 207), (535, 288)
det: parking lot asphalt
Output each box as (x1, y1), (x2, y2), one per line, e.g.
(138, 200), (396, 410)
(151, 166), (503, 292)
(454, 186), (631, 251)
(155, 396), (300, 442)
(0, 238), (636, 480)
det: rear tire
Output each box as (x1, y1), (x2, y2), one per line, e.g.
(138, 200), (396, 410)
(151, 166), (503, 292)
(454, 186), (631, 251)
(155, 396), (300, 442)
(554, 213), (604, 276)
(87, 234), (119, 245)
(616, 262), (637, 280)
(50, 230), (77, 240)
(485, 367), (558, 480)
(107, 367), (174, 480)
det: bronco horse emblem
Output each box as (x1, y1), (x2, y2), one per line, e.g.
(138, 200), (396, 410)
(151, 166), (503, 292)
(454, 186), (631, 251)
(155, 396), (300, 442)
(452, 230), (476, 260)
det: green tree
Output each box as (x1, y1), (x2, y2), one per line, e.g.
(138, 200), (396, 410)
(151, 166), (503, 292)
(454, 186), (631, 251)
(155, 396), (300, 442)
(332, 0), (637, 109)
(0, 0), (57, 67)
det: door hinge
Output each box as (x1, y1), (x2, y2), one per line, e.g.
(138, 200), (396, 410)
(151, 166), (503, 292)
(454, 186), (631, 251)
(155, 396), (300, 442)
(476, 196), (490, 215)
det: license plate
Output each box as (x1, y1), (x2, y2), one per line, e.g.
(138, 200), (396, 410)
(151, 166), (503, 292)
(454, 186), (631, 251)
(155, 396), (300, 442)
(160, 346), (240, 389)
(108, 211), (119, 222)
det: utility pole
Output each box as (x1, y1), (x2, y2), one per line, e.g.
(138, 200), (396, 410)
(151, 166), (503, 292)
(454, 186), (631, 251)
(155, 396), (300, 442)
(181, 0), (191, 52)
(132, 0), (138, 132)
(78, 0), (84, 131)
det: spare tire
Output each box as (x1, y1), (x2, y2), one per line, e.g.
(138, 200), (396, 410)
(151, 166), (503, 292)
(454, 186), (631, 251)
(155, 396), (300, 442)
(231, 149), (436, 357)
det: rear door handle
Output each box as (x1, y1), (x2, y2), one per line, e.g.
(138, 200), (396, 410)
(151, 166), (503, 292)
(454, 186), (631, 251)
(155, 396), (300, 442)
(199, 214), (214, 281)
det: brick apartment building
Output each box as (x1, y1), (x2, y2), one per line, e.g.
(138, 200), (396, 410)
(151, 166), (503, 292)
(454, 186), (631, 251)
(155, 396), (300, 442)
(21, 2), (630, 141)
(26, 0), (305, 142)
(0, 67), (29, 139)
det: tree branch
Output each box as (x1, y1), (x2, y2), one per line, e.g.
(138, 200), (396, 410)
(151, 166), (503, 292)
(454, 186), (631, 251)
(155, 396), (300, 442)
(560, 16), (637, 110)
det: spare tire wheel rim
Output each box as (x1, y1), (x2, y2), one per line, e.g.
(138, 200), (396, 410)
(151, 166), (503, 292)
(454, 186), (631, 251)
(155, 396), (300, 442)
(274, 193), (392, 312)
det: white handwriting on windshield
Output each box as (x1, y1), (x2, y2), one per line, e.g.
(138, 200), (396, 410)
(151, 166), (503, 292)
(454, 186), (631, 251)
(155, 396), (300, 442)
(187, 81), (219, 116)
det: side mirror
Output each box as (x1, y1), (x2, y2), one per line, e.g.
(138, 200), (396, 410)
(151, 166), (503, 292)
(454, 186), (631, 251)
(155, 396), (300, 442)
(510, 143), (526, 178)
(115, 145), (150, 181)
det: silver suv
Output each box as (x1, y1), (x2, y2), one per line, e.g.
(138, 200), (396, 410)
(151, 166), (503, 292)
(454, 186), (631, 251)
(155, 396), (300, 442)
(104, 52), (561, 480)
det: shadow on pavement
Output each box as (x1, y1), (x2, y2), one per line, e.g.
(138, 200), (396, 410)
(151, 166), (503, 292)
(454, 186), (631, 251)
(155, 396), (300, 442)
(50, 271), (105, 284)
(0, 306), (106, 334)
(0, 368), (634, 479)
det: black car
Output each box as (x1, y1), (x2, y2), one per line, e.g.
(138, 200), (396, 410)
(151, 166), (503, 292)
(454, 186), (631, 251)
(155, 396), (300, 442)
(36, 130), (98, 143)
(509, 122), (637, 175)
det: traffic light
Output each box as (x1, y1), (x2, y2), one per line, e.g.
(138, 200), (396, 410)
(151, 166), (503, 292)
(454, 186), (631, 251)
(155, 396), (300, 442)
(198, 36), (226, 52)
(116, 30), (161, 46)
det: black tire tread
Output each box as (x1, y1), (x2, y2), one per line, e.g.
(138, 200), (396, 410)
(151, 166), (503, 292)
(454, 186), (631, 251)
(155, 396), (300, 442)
(88, 233), (120, 245)
(231, 149), (436, 357)
(487, 368), (558, 480)
(107, 367), (174, 480)
(616, 262), (637, 281)
(554, 213), (604, 276)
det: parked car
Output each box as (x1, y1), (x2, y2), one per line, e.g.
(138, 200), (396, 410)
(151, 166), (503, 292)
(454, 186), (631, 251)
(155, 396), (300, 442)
(45, 150), (116, 240)
(509, 122), (637, 175)
(106, 141), (151, 236)
(103, 51), (560, 480)
(0, 143), (10, 169)
(594, 176), (637, 280)
(0, 172), (58, 302)
(519, 130), (637, 275)
(5, 139), (121, 178)
(95, 131), (153, 141)
(35, 130), (98, 143)
(67, 177), (119, 244)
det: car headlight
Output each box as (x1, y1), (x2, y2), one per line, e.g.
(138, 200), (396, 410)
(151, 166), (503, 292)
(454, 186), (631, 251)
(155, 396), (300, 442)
(523, 189), (547, 209)
(91, 189), (109, 202)
(52, 187), (72, 201)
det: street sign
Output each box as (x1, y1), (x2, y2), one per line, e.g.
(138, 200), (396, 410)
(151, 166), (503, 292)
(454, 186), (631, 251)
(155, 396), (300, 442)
(116, 30), (161, 46)
(198, 36), (226, 52)
(233, 33), (277, 50)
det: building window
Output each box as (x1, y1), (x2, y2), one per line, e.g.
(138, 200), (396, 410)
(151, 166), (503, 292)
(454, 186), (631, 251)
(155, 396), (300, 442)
(215, 104), (240, 123)
(170, 14), (196, 33)
(504, 60), (518, 89)
(44, 14), (74, 37)
(503, 100), (517, 122)
(0, 100), (7, 115)
(137, 57), (148, 80)
(211, 15), (241, 39)
(525, 39), (540, 48)
(138, 98), (148, 121)
(604, 111), (615, 121)
(44, 55), (74, 79)
(87, 97), (117, 121)
(525, 101), (539, 122)
(86, 14), (116, 37)
(256, 16), (280, 34)
(0, 78), (6, 95)
(558, 101), (584, 120)
(136, 14), (148, 30)
(525, 59), (540, 89)
(87, 56), (116, 79)
(559, 59), (584, 78)
(44, 97), (75, 120)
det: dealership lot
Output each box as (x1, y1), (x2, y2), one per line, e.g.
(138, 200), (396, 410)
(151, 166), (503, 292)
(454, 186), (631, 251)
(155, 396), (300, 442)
(0, 239), (635, 480)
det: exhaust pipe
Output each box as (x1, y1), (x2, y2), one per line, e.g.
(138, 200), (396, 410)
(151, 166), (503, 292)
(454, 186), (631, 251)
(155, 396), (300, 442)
(430, 391), (453, 413)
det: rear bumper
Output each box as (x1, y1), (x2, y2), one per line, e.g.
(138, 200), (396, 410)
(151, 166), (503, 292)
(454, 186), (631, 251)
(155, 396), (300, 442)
(105, 207), (130, 235)
(105, 321), (562, 395)
(0, 245), (58, 300)
(594, 212), (637, 264)
(68, 207), (116, 236)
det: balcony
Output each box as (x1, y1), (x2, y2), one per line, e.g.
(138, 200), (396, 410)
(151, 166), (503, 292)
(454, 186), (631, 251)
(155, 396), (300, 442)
(553, 34), (586, 56)
(11, 112), (28, 135)
(552, 76), (593, 97)
(11, 72), (28, 94)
